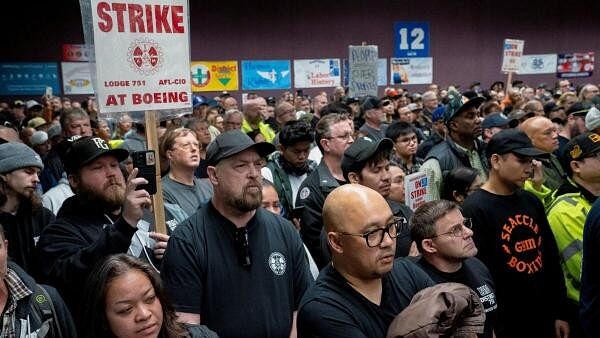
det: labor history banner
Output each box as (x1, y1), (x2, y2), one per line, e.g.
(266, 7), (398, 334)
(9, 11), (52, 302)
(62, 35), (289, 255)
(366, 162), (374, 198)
(0, 63), (61, 95)
(557, 52), (595, 78)
(390, 57), (433, 85)
(62, 62), (95, 94)
(293, 59), (341, 88)
(241, 60), (291, 90)
(518, 54), (557, 75)
(190, 61), (238, 92)
(348, 45), (378, 97)
(404, 172), (430, 211)
(90, 0), (192, 114)
(501, 39), (524, 72)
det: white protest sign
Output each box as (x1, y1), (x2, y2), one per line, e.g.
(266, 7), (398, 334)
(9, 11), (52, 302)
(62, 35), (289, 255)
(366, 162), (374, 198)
(518, 54), (557, 74)
(390, 58), (433, 85)
(91, 0), (192, 113)
(501, 39), (524, 73)
(404, 171), (429, 211)
(293, 59), (340, 88)
(62, 62), (95, 94)
(348, 45), (378, 97)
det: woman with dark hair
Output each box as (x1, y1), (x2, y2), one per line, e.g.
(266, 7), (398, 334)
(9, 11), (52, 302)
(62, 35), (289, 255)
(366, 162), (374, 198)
(81, 254), (218, 338)
(441, 167), (482, 204)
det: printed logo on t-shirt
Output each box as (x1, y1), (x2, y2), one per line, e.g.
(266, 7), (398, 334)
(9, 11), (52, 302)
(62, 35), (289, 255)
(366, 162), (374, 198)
(268, 252), (287, 276)
(500, 214), (543, 274)
(476, 284), (498, 313)
(299, 187), (310, 200)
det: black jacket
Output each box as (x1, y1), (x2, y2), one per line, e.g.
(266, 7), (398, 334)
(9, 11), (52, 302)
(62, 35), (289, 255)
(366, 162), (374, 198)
(0, 202), (54, 278)
(425, 137), (488, 180)
(7, 261), (77, 338)
(36, 195), (137, 317)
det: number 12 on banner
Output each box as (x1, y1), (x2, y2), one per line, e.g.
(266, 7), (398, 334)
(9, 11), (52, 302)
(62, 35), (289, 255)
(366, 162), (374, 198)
(394, 22), (430, 58)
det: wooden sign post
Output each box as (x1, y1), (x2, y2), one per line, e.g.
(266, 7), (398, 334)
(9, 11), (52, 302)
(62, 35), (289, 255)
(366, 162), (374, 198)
(144, 111), (166, 234)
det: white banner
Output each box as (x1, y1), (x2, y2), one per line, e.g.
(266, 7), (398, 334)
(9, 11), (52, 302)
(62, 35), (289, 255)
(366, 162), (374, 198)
(501, 39), (525, 72)
(348, 45), (378, 97)
(91, 0), (192, 114)
(518, 54), (558, 74)
(61, 62), (95, 94)
(404, 172), (430, 211)
(390, 57), (433, 85)
(293, 59), (341, 88)
(377, 58), (387, 86)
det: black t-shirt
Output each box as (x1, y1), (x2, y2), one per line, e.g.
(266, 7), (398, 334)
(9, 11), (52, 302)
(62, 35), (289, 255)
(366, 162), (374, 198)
(415, 257), (498, 338)
(297, 258), (434, 338)
(161, 202), (313, 338)
(462, 188), (568, 338)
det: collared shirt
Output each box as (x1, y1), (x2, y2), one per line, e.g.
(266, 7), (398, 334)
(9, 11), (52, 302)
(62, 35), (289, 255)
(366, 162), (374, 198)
(1, 269), (32, 338)
(390, 154), (424, 175)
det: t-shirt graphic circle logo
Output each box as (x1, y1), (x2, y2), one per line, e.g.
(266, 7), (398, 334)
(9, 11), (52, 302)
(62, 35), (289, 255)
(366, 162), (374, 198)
(268, 252), (286, 276)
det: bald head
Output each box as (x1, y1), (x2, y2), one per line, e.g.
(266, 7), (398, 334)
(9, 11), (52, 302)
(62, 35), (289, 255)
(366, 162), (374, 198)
(520, 116), (559, 152)
(323, 184), (391, 233)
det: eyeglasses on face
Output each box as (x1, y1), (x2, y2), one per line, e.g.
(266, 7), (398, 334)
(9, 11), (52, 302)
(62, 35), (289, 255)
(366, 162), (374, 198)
(327, 132), (354, 141)
(337, 217), (407, 247)
(430, 218), (473, 239)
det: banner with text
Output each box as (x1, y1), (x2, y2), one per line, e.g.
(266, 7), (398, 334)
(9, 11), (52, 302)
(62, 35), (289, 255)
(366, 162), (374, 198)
(347, 45), (378, 97)
(62, 62), (95, 94)
(405, 171), (430, 211)
(501, 39), (524, 72)
(0, 63), (61, 96)
(293, 59), (340, 88)
(342, 58), (387, 88)
(90, 0), (192, 114)
(557, 52), (595, 78)
(241, 60), (291, 90)
(390, 58), (433, 85)
(191, 61), (238, 92)
(62, 44), (91, 62)
(518, 54), (557, 75)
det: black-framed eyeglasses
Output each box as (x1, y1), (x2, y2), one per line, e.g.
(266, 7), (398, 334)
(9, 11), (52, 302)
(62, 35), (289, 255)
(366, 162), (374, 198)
(234, 227), (252, 267)
(430, 218), (473, 239)
(337, 217), (407, 247)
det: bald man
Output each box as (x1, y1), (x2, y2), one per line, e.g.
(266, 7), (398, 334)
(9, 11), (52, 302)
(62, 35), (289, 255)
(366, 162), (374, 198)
(297, 184), (433, 338)
(520, 116), (566, 194)
(241, 97), (276, 143)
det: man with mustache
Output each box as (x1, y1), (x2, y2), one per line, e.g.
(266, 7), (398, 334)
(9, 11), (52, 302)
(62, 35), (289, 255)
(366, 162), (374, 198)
(461, 129), (569, 338)
(36, 136), (164, 328)
(297, 184), (433, 338)
(161, 130), (313, 338)
(0, 142), (52, 276)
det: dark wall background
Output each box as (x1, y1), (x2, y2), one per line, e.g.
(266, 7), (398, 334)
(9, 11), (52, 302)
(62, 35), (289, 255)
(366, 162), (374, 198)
(1, 0), (599, 102)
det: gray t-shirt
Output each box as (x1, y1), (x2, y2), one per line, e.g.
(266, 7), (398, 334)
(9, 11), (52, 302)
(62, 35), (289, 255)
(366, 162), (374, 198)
(162, 175), (213, 220)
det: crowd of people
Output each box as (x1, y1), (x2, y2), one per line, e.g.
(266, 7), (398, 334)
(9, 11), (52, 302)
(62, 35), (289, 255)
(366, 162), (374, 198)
(0, 77), (599, 337)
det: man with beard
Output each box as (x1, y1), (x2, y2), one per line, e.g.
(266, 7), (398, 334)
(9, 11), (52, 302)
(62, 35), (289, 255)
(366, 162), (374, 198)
(262, 120), (316, 220)
(420, 88), (487, 200)
(161, 130), (313, 338)
(297, 184), (433, 338)
(0, 142), (53, 276)
(36, 136), (166, 327)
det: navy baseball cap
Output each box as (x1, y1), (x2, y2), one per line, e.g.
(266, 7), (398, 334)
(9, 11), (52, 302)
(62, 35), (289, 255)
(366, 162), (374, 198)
(482, 113), (511, 129)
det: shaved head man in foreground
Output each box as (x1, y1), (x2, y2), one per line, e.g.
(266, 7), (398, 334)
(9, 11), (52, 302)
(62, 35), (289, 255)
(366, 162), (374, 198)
(297, 184), (433, 338)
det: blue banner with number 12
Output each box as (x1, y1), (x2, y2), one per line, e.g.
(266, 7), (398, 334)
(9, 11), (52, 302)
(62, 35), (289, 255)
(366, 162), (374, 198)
(393, 22), (430, 58)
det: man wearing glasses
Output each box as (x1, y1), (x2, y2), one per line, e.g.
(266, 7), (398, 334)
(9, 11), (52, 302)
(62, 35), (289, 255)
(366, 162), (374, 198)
(161, 130), (313, 338)
(462, 129), (569, 338)
(410, 200), (497, 338)
(297, 184), (433, 338)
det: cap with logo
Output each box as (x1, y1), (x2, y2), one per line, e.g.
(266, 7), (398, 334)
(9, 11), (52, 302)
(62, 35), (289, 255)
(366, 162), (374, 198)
(444, 88), (485, 125)
(205, 130), (275, 166)
(341, 136), (393, 181)
(63, 136), (129, 174)
(561, 132), (600, 175)
(486, 129), (549, 159)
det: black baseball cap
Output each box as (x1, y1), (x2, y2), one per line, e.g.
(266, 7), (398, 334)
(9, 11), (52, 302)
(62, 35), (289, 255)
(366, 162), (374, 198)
(482, 113), (511, 129)
(561, 132), (600, 164)
(63, 136), (129, 174)
(360, 96), (382, 113)
(486, 129), (549, 159)
(341, 137), (393, 180)
(205, 130), (275, 166)
(566, 102), (592, 117)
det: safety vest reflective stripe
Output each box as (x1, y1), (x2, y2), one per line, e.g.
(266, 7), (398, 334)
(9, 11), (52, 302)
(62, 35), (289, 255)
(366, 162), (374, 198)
(561, 239), (583, 262)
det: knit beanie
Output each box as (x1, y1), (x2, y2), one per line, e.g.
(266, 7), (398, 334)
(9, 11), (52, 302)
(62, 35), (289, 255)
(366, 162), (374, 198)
(585, 106), (600, 131)
(0, 143), (44, 173)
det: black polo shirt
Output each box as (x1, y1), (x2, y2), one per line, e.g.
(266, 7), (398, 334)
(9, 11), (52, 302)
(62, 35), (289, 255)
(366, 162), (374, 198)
(161, 202), (313, 338)
(297, 258), (433, 338)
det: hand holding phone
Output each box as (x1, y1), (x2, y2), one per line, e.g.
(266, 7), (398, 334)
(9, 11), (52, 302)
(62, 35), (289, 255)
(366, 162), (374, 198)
(132, 150), (157, 195)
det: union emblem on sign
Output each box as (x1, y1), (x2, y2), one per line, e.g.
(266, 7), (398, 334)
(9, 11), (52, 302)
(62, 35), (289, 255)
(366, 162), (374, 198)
(127, 38), (163, 76)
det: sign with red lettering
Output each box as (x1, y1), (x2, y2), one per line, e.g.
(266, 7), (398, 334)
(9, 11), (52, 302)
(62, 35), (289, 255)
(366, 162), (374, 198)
(404, 172), (430, 211)
(62, 44), (91, 62)
(91, 0), (191, 114)
(501, 39), (524, 73)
